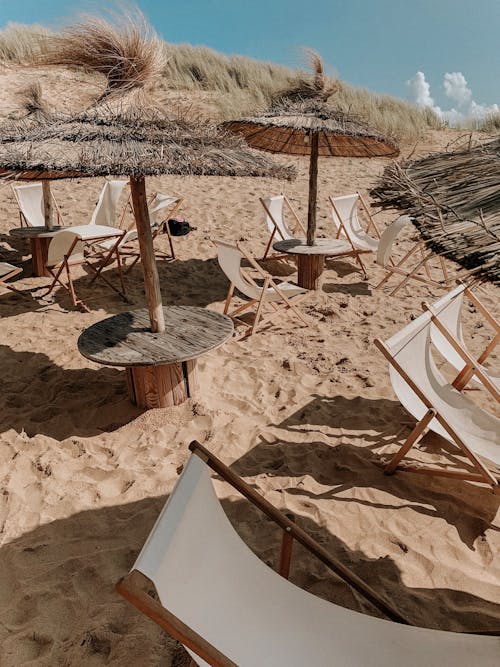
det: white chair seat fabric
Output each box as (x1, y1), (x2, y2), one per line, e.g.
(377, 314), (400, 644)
(133, 455), (500, 667)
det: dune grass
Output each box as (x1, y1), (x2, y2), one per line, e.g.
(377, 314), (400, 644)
(0, 22), (443, 140)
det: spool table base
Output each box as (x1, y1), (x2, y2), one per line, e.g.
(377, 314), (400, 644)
(125, 360), (198, 409)
(297, 254), (325, 290)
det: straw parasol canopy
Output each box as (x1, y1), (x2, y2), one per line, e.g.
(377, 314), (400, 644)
(0, 13), (295, 333)
(223, 52), (399, 245)
(371, 138), (500, 284)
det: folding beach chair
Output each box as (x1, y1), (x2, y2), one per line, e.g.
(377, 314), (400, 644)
(116, 441), (500, 667)
(261, 195), (306, 260)
(88, 179), (129, 228)
(375, 215), (452, 296)
(0, 262), (22, 294)
(375, 311), (500, 492)
(98, 192), (183, 272)
(422, 283), (499, 402)
(214, 239), (309, 336)
(329, 193), (381, 279)
(45, 227), (126, 311)
(12, 182), (63, 227)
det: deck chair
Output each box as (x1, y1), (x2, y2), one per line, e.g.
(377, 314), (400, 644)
(88, 180), (128, 228)
(215, 239), (309, 336)
(375, 215), (452, 296)
(0, 262), (22, 294)
(375, 311), (500, 492)
(116, 440), (500, 667)
(45, 228), (126, 311)
(422, 284), (499, 402)
(12, 182), (63, 227)
(329, 193), (381, 279)
(98, 193), (183, 272)
(261, 195), (306, 259)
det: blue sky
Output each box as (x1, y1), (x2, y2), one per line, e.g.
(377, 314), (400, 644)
(1, 1), (499, 116)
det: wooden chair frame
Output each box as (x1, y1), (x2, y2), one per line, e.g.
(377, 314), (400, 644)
(423, 286), (499, 402)
(374, 337), (500, 493)
(220, 241), (310, 337)
(0, 263), (23, 294)
(12, 184), (64, 228)
(116, 440), (409, 667)
(261, 195), (307, 260)
(46, 233), (127, 312)
(118, 192), (183, 271)
(328, 193), (381, 280)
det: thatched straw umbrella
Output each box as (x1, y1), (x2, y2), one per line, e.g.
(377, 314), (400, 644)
(371, 139), (500, 284)
(223, 53), (399, 245)
(0, 14), (294, 332)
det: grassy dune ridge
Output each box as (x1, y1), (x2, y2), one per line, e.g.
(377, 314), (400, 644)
(0, 21), (446, 139)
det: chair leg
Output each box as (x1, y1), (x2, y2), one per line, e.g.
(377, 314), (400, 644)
(223, 283), (235, 315)
(164, 225), (176, 260)
(251, 278), (269, 335)
(384, 409), (435, 474)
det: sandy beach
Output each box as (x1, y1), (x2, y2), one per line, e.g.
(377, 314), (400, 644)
(0, 64), (499, 666)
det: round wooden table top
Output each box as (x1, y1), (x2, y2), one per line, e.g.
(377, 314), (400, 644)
(273, 238), (352, 255)
(78, 306), (234, 367)
(9, 226), (68, 239)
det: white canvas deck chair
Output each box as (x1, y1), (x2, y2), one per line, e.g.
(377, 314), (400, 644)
(116, 441), (500, 667)
(45, 228), (126, 311)
(100, 192), (183, 272)
(260, 195), (306, 259)
(329, 193), (381, 279)
(0, 262), (22, 294)
(215, 239), (309, 336)
(375, 215), (452, 296)
(12, 182), (63, 227)
(375, 311), (500, 492)
(422, 283), (499, 402)
(89, 179), (128, 228)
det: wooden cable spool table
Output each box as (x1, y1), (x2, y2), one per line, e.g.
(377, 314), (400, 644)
(9, 226), (67, 277)
(78, 306), (234, 409)
(273, 238), (352, 290)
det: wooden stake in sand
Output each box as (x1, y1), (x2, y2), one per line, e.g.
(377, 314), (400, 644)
(42, 180), (53, 229)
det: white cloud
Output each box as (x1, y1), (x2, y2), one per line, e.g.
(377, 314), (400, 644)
(406, 70), (498, 126)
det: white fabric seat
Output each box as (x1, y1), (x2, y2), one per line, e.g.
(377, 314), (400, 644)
(12, 182), (62, 227)
(215, 239), (308, 336)
(119, 452), (500, 666)
(376, 309), (500, 489)
(260, 194), (306, 259)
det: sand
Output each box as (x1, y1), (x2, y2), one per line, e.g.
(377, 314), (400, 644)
(0, 66), (499, 666)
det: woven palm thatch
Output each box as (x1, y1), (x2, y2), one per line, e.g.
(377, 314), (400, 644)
(0, 106), (296, 181)
(371, 139), (500, 284)
(224, 99), (399, 158)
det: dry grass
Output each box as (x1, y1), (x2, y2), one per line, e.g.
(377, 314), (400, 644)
(0, 22), (443, 140)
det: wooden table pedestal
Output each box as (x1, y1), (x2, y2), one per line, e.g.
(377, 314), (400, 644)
(30, 237), (52, 277)
(297, 254), (325, 291)
(125, 359), (198, 409)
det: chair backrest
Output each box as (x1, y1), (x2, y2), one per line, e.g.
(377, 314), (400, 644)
(215, 240), (262, 300)
(89, 180), (127, 227)
(12, 183), (45, 227)
(130, 452), (500, 666)
(330, 194), (378, 251)
(149, 193), (180, 226)
(261, 195), (295, 241)
(47, 230), (85, 267)
(382, 311), (499, 463)
(376, 215), (413, 267)
(428, 284), (468, 372)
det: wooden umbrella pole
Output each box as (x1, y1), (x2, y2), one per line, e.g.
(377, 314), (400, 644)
(130, 175), (165, 333)
(306, 132), (319, 246)
(42, 180), (53, 230)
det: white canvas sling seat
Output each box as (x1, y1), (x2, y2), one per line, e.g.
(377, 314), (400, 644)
(423, 284), (499, 401)
(375, 215), (451, 296)
(12, 182), (63, 227)
(214, 238), (309, 336)
(328, 193), (381, 279)
(88, 179), (128, 228)
(45, 225), (127, 311)
(98, 192), (183, 271)
(375, 310), (500, 491)
(116, 443), (500, 667)
(260, 194), (306, 259)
